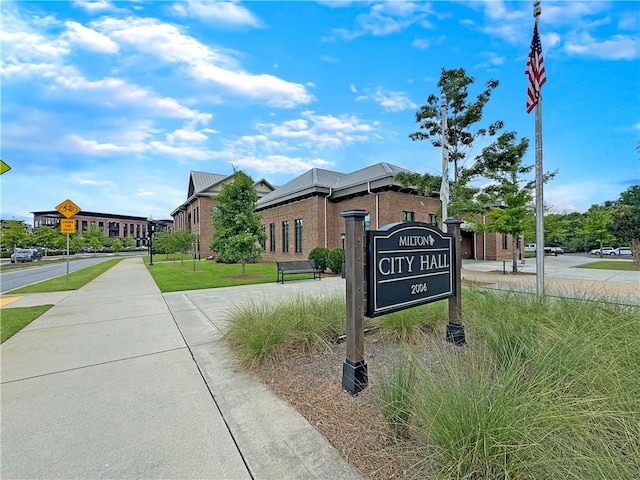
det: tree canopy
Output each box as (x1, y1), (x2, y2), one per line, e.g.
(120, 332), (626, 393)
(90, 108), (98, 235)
(401, 67), (504, 220)
(210, 170), (266, 274)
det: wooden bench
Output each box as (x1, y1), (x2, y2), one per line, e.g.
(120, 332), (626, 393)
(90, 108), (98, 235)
(276, 260), (322, 284)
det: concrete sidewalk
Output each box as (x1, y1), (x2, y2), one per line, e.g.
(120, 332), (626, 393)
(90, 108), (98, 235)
(0, 258), (360, 480)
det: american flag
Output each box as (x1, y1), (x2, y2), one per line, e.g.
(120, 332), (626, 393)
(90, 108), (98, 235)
(525, 23), (546, 113)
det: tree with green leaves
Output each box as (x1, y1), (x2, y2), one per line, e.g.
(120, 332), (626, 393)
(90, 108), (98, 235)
(470, 132), (542, 272)
(84, 224), (106, 253)
(111, 238), (123, 252)
(210, 170), (266, 274)
(172, 228), (196, 266)
(33, 226), (65, 256)
(124, 235), (136, 248)
(399, 67), (504, 220)
(610, 185), (640, 263)
(153, 231), (174, 258)
(0, 220), (30, 251)
(581, 205), (615, 257)
(70, 233), (85, 253)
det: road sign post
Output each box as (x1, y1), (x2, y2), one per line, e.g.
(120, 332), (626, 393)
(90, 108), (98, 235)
(56, 199), (81, 278)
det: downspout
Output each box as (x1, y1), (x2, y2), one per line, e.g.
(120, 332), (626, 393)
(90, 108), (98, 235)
(367, 182), (379, 228)
(198, 197), (202, 259)
(473, 232), (477, 260)
(483, 215), (487, 260)
(324, 187), (332, 247)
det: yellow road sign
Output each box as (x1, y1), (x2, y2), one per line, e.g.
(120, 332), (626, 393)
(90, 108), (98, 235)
(0, 160), (10, 175)
(60, 218), (76, 234)
(56, 199), (81, 219)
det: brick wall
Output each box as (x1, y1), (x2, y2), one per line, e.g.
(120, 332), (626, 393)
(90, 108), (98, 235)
(259, 190), (441, 263)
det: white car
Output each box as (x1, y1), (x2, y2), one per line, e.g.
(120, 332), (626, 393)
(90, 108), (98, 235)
(589, 246), (614, 255)
(610, 246), (631, 255)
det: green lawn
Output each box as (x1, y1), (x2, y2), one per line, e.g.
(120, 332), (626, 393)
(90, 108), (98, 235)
(577, 260), (640, 271)
(1, 305), (53, 342)
(7, 259), (123, 294)
(145, 258), (319, 292)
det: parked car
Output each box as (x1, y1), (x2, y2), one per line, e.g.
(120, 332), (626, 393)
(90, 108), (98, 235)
(10, 248), (42, 263)
(548, 246), (564, 254)
(524, 243), (536, 252)
(589, 246), (614, 255)
(610, 246), (632, 255)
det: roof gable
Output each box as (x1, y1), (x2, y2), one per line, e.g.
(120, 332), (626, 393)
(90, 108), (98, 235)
(187, 171), (228, 197)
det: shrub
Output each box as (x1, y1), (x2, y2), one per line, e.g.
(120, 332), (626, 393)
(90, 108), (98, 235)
(308, 247), (329, 271)
(327, 248), (343, 273)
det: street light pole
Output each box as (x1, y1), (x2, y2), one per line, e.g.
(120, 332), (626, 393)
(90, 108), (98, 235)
(147, 218), (154, 266)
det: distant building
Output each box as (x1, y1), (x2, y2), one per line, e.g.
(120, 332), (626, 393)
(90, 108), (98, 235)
(31, 211), (173, 246)
(171, 163), (522, 262)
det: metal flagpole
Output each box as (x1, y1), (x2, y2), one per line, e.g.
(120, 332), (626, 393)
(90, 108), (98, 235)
(440, 94), (449, 232)
(533, 1), (544, 296)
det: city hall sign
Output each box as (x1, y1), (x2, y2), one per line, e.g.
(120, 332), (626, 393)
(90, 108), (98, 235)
(366, 222), (455, 318)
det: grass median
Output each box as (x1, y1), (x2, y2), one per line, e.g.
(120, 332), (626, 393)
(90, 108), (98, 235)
(7, 259), (123, 294)
(577, 260), (640, 271)
(144, 258), (317, 292)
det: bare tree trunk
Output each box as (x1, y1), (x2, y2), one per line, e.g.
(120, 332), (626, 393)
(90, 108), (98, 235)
(242, 260), (246, 275)
(512, 236), (518, 273)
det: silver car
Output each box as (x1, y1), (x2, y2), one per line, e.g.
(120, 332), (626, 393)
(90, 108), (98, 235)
(10, 248), (42, 263)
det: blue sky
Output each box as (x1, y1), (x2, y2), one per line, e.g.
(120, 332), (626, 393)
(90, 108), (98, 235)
(1, 0), (638, 224)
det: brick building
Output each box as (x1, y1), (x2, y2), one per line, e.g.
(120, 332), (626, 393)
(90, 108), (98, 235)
(32, 211), (172, 246)
(171, 162), (522, 262)
(170, 172), (275, 259)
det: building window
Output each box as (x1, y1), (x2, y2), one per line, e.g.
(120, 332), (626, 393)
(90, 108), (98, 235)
(294, 218), (303, 253)
(260, 225), (266, 250)
(282, 221), (289, 253)
(364, 213), (371, 231)
(402, 211), (415, 222)
(428, 214), (438, 226)
(502, 234), (509, 250)
(269, 223), (276, 252)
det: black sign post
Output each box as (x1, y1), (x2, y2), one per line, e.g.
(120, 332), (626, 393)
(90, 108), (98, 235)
(445, 218), (465, 345)
(341, 210), (368, 395)
(366, 222), (455, 318)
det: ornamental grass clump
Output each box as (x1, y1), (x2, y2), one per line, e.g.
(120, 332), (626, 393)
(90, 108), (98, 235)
(371, 302), (445, 344)
(225, 293), (345, 367)
(379, 289), (640, 479)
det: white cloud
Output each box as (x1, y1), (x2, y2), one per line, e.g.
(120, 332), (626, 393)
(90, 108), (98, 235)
(171, 0), (263, 28)
(412, 38), (430, 50)
(565, 32), (639, 60)
(53, 75), (212, 123)
(94, 16), (314, 108)
(167, 128), (216, 144)
(232, 155), (333, 174)
(330, 1), (434, 40)
(72, 0), (114, 13)
(68, 175), (115, 187)
(374, 89), (417, 112)
(65, 21), (119, 53)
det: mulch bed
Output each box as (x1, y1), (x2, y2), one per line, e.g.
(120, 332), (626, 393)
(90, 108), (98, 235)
(254, 341), (425, 479)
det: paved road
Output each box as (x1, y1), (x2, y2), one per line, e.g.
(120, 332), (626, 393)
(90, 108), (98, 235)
(0, 254), (143, 293)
